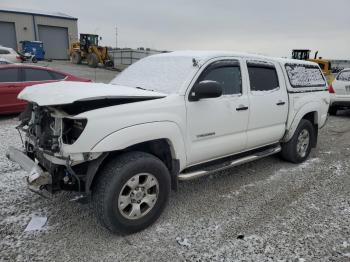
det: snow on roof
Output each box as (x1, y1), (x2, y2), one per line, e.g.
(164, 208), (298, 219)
(154, 50), (318, 66)
(0, 7), (77, 20)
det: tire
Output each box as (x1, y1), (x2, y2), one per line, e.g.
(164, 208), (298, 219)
(87, 53), (98, 68)
(280, 119), (315, 163)
(329, 106), (337, 116)
(92, 151), (171, 234)
(104, 60), (114, 67)
(71, 52), (82, 64)
(32, 57), (38, 63)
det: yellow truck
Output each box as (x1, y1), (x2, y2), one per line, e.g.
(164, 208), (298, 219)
(292, 49), (334, 84)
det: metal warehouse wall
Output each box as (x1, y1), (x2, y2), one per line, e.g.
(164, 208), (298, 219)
(0, 11), (78, 59)
(109, 49), (167, 67)
(34, 15), (78, 44)
(329, 60), (350, 71)
(0, 12), (34, 49)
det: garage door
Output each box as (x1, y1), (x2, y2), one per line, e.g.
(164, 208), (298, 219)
(38, 25), (69, 60)
(0, 22), (17, 49)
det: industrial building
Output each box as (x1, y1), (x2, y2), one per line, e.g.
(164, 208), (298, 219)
(0, 7), (78, 59)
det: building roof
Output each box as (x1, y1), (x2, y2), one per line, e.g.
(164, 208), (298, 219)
(0, 7), (77, 20)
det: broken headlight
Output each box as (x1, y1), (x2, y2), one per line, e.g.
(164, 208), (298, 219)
(62, 118), (87, 145)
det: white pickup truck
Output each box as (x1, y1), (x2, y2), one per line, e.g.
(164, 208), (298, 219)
(7, 51), (330, 234)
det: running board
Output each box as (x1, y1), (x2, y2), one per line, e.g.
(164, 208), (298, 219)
(178, 145), (281, 181)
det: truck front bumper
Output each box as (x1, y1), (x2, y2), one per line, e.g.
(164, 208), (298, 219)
(6, 146), (52, 193)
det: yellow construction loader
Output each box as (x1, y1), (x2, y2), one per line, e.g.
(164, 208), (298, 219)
(292, 49), (334, 84)
(69, 34), (114, 68)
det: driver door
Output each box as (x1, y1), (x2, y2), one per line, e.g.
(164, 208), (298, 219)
(185, 59), (249, 166)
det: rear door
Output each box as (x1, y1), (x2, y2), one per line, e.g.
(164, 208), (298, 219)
(245, 60), (288, 149)
(0, 67), (26, 113)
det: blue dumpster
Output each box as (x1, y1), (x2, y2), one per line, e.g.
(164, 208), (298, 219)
(20, 41), (45, 60)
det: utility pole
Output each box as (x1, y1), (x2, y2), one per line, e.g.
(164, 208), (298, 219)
(115, 25), (118, 49)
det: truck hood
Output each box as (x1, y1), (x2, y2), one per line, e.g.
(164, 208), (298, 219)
(18, 81), (166, 106)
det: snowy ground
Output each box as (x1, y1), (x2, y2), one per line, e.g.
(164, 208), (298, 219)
(1, 110), (350, 261)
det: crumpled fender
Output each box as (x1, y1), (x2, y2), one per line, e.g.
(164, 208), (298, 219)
(90, 121), (187, 170)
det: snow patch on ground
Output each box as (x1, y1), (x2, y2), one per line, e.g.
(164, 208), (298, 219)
(176, 237), (191, 247)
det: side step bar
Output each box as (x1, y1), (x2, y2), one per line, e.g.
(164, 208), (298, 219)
(178, 145), (281, 181)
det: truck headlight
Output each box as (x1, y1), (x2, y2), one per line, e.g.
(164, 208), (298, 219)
(62, 118), (87, 145)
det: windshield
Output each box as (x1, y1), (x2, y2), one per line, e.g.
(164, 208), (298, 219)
(110, 55), (195, 94)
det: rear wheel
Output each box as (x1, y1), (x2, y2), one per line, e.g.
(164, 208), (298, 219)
(280, 119), (315, 163)
(329, 106), (338, 116)
(92, 151), (171, 234)
(87, 53), (98, 68)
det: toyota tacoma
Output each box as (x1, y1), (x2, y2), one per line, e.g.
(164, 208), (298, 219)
(7, 51), (330, 234)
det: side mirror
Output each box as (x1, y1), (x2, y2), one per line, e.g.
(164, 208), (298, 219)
(189, 80), (222, 101)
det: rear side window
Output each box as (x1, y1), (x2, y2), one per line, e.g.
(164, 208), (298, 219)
(24, 68), (54, 81)
(285, 64), (326, 87)
(198, 60), (242, 95)
(337, 71), (350, 81)
(247, 62), (279, 91)
(49, 71), (66, 80)
(0, 68), (20, 82)
(0, 49), (10, 55)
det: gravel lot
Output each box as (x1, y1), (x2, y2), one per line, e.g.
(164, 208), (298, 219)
(0, 62), (350, 261)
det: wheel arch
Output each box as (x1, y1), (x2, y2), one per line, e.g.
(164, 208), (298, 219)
(86, 122), (187, 191)
(87, 139), (180, 193)
(90, 121), (186, 167)
(283, 103), (320, 146)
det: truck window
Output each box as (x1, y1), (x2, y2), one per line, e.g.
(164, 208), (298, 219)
(198, 61), (242, 95)
(247, 62), (279, 91)
(285, 64), (326, 88)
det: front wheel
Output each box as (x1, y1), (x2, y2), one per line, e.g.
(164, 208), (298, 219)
(87, 53), (98, 68)
(92, 151), (171, 234)
(71, 52), (82, 64)
(280, 119), (315, 163)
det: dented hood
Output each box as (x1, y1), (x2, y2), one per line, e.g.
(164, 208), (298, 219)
(18, 81), (166, 106)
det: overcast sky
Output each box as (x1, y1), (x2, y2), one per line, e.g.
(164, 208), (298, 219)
(2, 0), (350, 59)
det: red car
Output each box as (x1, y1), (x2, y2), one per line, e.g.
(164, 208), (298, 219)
(0, 64), (91, 114)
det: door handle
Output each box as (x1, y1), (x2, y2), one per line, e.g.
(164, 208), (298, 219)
(276, 101), (286, 106)
(236, 105), (249, 111)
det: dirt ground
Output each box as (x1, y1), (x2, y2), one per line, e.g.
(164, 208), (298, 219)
(0, 62), (350, 262)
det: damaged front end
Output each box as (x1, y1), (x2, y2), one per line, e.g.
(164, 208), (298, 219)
(7, 103), (106, 201)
